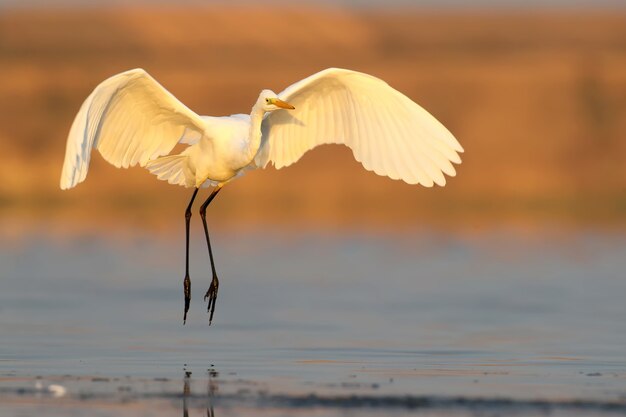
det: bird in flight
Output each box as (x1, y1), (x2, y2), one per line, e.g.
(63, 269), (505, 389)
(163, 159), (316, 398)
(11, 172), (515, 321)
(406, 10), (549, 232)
(60, 67), (463, 324)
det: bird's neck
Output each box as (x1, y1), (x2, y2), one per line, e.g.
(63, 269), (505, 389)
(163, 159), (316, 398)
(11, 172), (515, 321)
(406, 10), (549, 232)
(245, 102), (266, 161)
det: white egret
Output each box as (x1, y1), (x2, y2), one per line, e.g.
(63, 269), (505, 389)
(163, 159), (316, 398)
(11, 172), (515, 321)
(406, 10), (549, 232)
(60, 67), (463, 324)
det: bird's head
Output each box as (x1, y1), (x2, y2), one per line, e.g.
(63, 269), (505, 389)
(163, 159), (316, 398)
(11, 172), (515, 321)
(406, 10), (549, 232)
(258, 89), (295, 112)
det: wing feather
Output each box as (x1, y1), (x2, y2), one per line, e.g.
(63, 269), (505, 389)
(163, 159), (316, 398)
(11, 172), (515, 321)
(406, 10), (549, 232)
(258, 68), (463, 186)
(60, 68), (206, 189)
(382, 106), (411, 181)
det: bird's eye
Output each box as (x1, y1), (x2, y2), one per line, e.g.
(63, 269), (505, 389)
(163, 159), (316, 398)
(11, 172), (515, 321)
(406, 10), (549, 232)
(265, 98), (270, 104)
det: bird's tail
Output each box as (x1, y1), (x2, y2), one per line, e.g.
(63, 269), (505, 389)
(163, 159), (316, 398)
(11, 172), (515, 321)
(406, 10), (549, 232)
(145, 154), (195, 187)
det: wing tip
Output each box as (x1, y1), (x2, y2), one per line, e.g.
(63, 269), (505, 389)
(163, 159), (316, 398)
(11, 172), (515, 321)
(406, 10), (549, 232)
(59, 168), (85, 190)
(59, 175), (79, 190)
(123, 67), (149, 77)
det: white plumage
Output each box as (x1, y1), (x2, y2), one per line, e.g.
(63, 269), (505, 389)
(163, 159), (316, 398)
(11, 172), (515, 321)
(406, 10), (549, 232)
(59, 67), (464, 324)
(60, 67), (463, 191)
(60, 69), (206, 189)
(257, 68), (463, 187)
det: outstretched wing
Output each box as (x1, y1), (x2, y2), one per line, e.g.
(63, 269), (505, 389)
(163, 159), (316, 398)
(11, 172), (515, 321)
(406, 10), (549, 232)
(256, 68), (463, 187)
(60, 68), (206, 189)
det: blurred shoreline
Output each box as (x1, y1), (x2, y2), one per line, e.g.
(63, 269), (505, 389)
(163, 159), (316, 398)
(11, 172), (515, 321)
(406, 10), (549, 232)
(0, 6), (624, 235)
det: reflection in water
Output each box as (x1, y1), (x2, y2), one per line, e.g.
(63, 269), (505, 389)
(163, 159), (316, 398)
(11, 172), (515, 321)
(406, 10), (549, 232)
(183, 371), (190, 417)
(183, 369), (217, 417)
(207, 368), (217, 417)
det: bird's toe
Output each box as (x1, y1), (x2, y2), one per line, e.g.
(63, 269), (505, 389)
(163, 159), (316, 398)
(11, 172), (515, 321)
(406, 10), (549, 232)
(204, 277), (219, 325)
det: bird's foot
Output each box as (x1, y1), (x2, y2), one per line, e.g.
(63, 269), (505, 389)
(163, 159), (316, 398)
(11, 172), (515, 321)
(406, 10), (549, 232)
(204, 276), (219, 325)
(183, 274), (191, 324)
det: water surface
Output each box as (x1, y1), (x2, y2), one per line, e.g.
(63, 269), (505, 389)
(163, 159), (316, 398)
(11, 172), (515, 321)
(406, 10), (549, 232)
(1, 230), (626, 415)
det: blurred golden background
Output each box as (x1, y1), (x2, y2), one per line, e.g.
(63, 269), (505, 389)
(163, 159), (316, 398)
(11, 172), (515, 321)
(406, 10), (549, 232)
(1, 5), (625, 234)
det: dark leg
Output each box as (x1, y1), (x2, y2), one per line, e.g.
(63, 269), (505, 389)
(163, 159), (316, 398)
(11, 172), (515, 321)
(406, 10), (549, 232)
(199, 185), (223, 324)
(183, 188), (199, 324)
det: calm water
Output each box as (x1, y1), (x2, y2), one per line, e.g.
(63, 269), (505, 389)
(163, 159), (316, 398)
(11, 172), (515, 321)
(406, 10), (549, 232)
(1, 229), (626, 416)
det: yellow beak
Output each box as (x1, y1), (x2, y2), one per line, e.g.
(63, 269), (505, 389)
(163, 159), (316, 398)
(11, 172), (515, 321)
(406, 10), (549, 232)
(271, 98), (295, 110)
